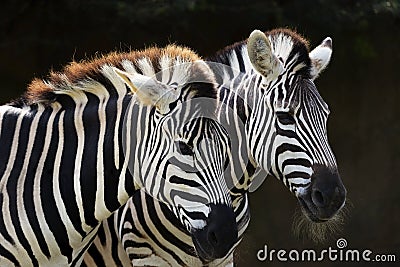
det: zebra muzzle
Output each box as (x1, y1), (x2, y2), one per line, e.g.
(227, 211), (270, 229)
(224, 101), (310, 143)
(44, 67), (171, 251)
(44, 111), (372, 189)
(191, 204), (238, 261)
(298, 164), (347, 222)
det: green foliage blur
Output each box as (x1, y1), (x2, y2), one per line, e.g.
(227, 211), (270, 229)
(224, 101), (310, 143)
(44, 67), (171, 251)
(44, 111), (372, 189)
(0, 1), (399, 266)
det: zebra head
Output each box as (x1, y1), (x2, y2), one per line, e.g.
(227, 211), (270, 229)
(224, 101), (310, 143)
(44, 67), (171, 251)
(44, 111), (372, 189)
(246, 29), (346, 225)
(114, 58), (237, 261)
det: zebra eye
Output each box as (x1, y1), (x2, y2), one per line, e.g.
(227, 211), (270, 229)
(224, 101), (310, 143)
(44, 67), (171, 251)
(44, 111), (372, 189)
(177, 141), (194, 156)
(276, 112), (295, 124)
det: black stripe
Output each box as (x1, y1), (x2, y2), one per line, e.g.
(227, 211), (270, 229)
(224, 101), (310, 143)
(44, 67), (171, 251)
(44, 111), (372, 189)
(235, 89), (248, 123)
(58, 98), (86, 237)
(23, 109), (52, 258)
(282, 158), (311, 169)
(285, 171), (311, 180)
(120, 97), (136, 198)
(277, 83), (284, 101)
(103, 97), (122, 212)
(169, 175), (202, 188)
(276, 126), (297, 138)
(0, 110), (17, 177)
(234, 46), (246, 73)
(125, 241), (152, 259)
(252, 104), (270, 158)
(41, 110), (73, 262)
(276, 143), (306, 155)
(0, 241), (20, 266)
(81, 92), (101, 227)
(0, 114), (16, 246)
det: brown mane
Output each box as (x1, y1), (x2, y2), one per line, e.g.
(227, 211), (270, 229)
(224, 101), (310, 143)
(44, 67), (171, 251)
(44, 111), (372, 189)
(22, 45), (201, 105)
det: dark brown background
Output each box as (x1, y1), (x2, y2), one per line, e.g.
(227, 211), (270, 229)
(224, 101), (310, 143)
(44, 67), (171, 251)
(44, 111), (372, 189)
(1, 1), (399, 266)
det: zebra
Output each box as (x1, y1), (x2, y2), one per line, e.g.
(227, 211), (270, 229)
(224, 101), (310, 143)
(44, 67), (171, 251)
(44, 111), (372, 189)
(0, 45), (238, 266)
(83, 28), (347, 266)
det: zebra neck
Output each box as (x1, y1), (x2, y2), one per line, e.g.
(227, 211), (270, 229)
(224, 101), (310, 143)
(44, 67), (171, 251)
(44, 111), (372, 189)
(210, 44), (267, 194)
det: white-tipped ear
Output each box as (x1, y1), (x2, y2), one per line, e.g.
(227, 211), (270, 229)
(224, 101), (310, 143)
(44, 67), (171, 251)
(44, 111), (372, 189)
(113, 68), (179, 114)
(247, 30), (283, 80)
(309, 37), (332, 80)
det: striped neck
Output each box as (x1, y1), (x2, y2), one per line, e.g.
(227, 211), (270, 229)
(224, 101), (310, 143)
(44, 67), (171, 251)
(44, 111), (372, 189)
(208, 43), (267, 196)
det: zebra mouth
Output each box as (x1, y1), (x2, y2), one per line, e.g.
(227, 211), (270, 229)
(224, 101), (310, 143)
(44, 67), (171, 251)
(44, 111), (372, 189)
(298, 197), (328, 223)
(192, 236), (213, 262)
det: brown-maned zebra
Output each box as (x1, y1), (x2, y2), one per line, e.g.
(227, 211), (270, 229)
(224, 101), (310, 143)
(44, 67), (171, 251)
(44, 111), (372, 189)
(0, 45), (238, 266)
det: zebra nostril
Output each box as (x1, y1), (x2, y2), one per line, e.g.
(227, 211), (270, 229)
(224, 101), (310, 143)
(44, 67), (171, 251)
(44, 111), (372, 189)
(311, 189), (326, 207)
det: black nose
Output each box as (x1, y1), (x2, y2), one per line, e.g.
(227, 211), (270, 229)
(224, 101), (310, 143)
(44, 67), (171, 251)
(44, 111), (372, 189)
(311, 164), (346, 219)
(192, 204), (238, 261)
(312, 185), (344, 208)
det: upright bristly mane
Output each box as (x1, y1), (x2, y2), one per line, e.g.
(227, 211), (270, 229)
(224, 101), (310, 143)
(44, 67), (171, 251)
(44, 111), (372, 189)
(209, 28), (312, 78)
(11, 45), (215, 107)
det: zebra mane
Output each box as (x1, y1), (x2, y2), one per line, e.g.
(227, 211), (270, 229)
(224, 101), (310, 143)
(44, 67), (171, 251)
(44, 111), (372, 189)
(12, 45), (216, 107)
(209, 28), (312, 78)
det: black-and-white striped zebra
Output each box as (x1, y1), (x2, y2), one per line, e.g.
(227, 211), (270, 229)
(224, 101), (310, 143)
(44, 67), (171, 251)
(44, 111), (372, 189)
(83, 191), (250, 267)
(0, 45), (238, 266)
(84, 28), (347, 266)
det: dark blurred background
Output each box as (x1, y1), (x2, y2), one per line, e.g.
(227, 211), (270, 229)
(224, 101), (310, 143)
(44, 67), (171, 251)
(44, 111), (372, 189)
(1, 0), (399, 266)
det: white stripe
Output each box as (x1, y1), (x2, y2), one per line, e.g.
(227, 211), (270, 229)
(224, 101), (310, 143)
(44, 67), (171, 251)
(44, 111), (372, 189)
(288, 177), (311, 185)
(71, 90), (92, 233)
(117, 101), (133, 203)
(229, 50), (240, 72)
(100, 65), (129, 169)
(93, 85), (112, 220)
(52, 110), (84, 250)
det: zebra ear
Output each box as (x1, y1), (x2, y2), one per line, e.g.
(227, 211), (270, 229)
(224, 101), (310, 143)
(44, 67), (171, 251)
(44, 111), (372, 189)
(113, 68), (179, 114)
(247, 30), (283, 80)
(309, 37), (332, 80)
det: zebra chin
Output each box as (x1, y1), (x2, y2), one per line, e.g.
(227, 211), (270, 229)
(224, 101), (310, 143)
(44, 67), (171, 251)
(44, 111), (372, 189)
(297, 164), (347, 223)
(190, 204), (238, 262)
